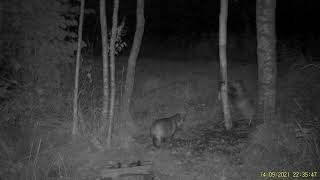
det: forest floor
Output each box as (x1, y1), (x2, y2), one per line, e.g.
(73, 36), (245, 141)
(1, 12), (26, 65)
(1, 46), (320, 180)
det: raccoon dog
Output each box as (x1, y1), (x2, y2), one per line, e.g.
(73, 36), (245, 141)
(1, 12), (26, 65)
(150, 113), (185, 148)
(228, 80), (255, 126)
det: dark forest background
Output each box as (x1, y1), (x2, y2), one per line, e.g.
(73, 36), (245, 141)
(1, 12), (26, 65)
(0, 0), (319, 179)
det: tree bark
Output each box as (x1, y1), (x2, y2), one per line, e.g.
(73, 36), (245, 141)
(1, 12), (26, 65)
(72, 0), (85, 138)
(99, 0), (110, 134)
(107, 0), (119, 148)
(120, 0), (145, 128)
(101, 164), (152, 179)
(219, 0), (232, 130)
(256, 0), (277, 123)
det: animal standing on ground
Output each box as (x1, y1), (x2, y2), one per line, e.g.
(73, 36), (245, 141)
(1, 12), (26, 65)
(150, 113), (185, 148)
(228, 80), (255, 126)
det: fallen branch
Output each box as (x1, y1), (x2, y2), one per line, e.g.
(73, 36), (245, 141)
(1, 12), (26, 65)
(100, 164), (152, 179)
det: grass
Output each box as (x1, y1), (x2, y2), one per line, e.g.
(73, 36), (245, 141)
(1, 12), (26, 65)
(1, 36), (320, 179)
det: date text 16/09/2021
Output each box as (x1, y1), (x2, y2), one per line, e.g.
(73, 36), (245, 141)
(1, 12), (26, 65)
(260, 171), (318, 178)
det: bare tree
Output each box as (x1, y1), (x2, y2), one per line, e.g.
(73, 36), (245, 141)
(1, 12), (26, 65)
(107, 0), (120, 148)
(99, 0), (110, 135)
(219, 0), (232, 130)
(120, 0), (145, 131)
(256, 0), (277, 123)
(72, 0), (85, 138)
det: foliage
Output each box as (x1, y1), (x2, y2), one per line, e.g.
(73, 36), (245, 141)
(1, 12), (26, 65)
(0, 0), (80, 166)
(115, 18), (128, 54)
(108, 17), (127, 55)
(0, 0), (78, 93)
(0, 0), (80, 138)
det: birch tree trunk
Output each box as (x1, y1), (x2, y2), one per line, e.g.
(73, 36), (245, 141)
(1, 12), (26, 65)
(107, 0), (119, 148)
(99, 0), (110, 135)
(72, 0), (85, 138)
(219, 0), (232, 130)
(256, 0), (277, 123)
(120, 0), (145, 131)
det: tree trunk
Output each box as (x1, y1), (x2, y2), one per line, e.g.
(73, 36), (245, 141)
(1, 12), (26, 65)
(72, 0), (85, 138)
(256, 0), (277, 123)
(99, 0), (110, 135)
(107, 0), (119, 148)
(120, 0), (145, 130)
(219, 0), (232, 130)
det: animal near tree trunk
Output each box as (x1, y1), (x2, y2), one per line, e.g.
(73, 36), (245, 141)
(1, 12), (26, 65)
(219, 0), (232, 130)
(121, 0), (145, 124)
(99, 0), (110, 134)
(72, 0), (85, 138)
(256, 0), (277, 123)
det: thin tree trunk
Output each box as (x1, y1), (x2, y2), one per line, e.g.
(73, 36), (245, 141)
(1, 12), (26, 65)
(107, 0), (119, 148)
(72, 0), (85, 138)
(120, 0), (145, 126)
(256, 0), (277, 123)
(219, 0), (232, 130)
(100, 0), (110, 134)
